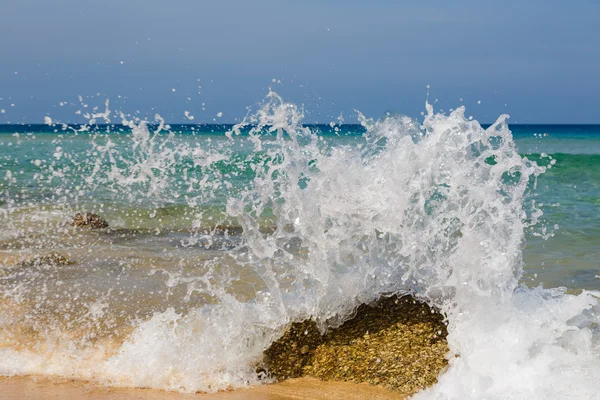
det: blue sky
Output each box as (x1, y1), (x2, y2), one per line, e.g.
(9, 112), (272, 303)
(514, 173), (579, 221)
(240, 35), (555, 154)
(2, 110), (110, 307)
(1, 0), (599, 124)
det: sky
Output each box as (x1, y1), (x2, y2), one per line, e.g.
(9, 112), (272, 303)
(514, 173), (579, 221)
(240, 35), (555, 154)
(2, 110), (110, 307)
(1, 0), (599, 124)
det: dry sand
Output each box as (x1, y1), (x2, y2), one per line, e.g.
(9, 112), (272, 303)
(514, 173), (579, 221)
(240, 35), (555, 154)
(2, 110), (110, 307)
(0, 376), (405, 400)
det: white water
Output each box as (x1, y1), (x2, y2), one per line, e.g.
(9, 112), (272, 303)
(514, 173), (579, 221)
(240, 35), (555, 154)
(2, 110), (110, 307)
(1, 92), (599, 398)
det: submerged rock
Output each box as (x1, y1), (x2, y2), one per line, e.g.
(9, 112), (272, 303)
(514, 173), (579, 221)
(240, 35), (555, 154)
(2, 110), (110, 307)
(18, 252), (70, 268)
(72, 212), (109, 229)
(263, 295), (448, 396)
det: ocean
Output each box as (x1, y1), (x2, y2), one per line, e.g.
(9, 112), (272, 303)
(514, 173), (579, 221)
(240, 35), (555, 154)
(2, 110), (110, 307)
(0, 94), (599, 398)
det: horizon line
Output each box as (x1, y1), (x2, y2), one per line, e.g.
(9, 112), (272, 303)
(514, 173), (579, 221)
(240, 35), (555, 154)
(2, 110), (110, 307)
(1, 122), (600, 127)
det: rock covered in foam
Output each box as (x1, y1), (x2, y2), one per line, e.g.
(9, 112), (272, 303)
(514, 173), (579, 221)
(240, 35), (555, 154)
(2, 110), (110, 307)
(263, 295), (448, 396)
(72, 212), (109, 229)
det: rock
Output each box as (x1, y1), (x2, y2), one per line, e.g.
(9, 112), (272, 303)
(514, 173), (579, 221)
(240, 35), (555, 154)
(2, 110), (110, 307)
(262, 320), (323, 379)
(72, 212), (109, 229)
(0, 252), (70, 278)
(262, 295), (449, 397)
(18, 252), (70, 268)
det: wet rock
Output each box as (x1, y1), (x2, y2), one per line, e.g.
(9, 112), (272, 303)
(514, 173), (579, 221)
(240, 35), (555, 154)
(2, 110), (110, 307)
(72, 212), (109, 229)
(262, 320), (323, 379)
(18, 252), (70, 267)
(263, 295), (449, 396)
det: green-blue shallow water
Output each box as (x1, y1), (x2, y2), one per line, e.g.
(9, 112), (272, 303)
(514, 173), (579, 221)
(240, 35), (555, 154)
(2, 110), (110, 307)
(1, 123), (599, 293)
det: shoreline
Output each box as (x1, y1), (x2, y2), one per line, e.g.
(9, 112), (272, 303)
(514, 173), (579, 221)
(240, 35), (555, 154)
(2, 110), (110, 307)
(0, 375), (405, 400)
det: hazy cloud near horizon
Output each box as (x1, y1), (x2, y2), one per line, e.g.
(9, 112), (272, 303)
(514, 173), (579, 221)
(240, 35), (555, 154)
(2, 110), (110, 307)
(1, 0), (599, 124)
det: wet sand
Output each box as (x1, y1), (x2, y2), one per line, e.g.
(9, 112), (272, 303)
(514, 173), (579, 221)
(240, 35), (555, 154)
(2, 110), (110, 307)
(0, 376), (405, 400)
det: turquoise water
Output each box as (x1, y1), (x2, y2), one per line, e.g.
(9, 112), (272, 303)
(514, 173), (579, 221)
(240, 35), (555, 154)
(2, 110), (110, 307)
(509, 125), (600, 291)
(1, 123), (599, 291)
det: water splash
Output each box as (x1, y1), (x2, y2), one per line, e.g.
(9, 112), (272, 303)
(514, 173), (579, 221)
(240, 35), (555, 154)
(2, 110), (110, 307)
(0, 92), (599, 398)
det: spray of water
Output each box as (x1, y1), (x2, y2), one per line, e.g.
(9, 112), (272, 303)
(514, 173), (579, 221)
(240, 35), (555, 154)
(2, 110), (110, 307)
(0, 91), (599, 398)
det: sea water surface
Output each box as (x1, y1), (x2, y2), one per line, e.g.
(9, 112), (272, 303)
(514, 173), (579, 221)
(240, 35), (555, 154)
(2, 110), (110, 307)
(0, 95), (599, 398)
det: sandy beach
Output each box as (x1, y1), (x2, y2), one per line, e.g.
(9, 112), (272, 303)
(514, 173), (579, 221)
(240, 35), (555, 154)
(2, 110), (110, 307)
(0, 376), (405, 400)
